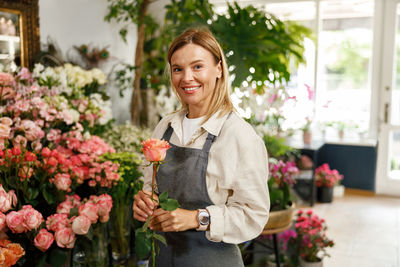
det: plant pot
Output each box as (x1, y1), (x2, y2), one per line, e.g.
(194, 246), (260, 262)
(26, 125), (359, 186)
(264, 203), (296, 231)
(299, 256), (323, 267)
(316, 186), (333, 203)
(333, 185), (345, 198)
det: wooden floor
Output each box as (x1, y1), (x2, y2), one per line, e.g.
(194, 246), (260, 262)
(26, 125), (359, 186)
(310, 189), (400, 267)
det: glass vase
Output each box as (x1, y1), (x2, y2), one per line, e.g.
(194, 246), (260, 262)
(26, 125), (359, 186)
(109, 203), (132, 263)
(72, 222), (109, 267)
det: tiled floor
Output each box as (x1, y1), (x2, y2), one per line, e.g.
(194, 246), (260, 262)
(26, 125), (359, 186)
(310, 190), (400, 267)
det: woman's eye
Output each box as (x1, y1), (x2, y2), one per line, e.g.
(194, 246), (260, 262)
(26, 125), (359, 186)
(194, 65), (202, 70)
(173, 67), (182, 72)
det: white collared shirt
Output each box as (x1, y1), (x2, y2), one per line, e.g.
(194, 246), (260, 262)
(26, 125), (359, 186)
(143, 109), (270, 244)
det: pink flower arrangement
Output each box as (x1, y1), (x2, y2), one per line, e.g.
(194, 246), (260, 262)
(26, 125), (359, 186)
(268, 160), (299, 210)
(292, 210), (334, 262)
(269, 160), (299, 188)
(0, 185), (113, 252)
(0, 67), (118, 264)
(314, 163), (343, 188)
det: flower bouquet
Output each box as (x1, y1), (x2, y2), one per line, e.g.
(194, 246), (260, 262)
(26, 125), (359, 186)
(0, 65), (119, 265)
(291, 210), (334, 264)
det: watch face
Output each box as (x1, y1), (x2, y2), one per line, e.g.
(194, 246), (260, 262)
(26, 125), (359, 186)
(199, 211), (209, 225)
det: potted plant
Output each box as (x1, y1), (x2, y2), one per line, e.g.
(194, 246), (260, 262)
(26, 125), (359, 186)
(290, 210), (334, 266)
(265, 159), (299, 230)
(314, 164), (343, 203)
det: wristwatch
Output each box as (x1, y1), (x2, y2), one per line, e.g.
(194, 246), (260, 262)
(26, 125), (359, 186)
(196, 209), (210, 231)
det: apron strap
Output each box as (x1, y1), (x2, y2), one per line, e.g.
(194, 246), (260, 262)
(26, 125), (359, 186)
(162, 125), (174, 141)
(161, 125), (216, 152)
(202, 133), (216, 153)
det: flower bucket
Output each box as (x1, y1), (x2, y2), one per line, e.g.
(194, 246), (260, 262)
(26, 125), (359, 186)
(299, 256), (323, 267)
(264, 203), (296, 231)
(316, 186), (333, 203)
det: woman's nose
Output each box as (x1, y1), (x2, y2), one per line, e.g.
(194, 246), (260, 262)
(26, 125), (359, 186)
(183, 69), (194, 81)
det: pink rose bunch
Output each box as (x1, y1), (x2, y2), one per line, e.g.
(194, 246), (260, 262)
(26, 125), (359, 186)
(291, 210), (334, 262)
(141, 138), (171, 162)
(1, 204), (44, 234)
(42, 193), (113, 249)
(314, 163), (343, 188)
(269, 160), (299, 188)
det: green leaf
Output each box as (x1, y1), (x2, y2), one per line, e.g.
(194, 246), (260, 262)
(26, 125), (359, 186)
(159, 191), (168, 202)
(160, 198), (179, 211)
(135, 229), (152, 259)
(26, 187), (39, 200)
(152, 233), (167, 246)
(142, 217), (151, 232)
(47, 248), (68, 267)
(36, 254), (47, 267)
(42, 188), (56, 205)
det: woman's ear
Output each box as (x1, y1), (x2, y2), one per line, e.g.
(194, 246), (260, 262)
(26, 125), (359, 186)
(217, 60), (222, 79)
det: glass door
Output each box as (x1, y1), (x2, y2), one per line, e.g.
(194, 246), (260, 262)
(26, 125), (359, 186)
(376, 0), (400, 195)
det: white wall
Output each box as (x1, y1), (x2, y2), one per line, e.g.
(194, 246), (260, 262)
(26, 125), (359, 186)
(39, 0), (137, 123)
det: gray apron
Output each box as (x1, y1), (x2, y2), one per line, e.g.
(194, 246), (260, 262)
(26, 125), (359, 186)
(153, 125), (244, 267)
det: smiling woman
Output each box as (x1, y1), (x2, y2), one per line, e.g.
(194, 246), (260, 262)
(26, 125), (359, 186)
(133, 28), (270, 267)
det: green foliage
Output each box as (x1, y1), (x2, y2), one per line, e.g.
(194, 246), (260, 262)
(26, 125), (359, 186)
(135, 228), (152, 259)
(212, 2), (311, 90)
(268, 177), (293, 211)
(263, 135), (298, 160)
(326, 32), (370, 89)
(158, 191), (179, 211)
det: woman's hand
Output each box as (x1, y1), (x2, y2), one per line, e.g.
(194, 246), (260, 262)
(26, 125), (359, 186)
(133, 190), (159, 222)
(149, 208), (198, 232)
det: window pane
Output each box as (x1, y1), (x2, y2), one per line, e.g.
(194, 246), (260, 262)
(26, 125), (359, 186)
(389, 130), (400, 180)
(393, 5), (400, 126)
(316, 0), (374, 133)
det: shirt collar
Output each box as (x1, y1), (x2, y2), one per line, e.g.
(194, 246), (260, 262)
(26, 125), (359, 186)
(169, 109), (230, 137)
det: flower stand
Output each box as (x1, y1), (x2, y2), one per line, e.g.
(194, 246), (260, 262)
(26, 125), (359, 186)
(316, 186), (333, 203)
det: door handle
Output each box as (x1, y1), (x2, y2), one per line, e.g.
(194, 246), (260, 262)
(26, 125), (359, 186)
(384, 103), (389, 124)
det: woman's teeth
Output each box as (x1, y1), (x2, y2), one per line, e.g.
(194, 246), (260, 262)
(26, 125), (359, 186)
(183, 86), (200, 91)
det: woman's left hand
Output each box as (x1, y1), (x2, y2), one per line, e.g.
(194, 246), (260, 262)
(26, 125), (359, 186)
(149, 208), (198, 232)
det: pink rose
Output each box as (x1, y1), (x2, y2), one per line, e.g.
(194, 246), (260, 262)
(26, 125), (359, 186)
(34, 229), (54, 252)
(6, 211), (25, 233)
(65, 194), (81, 208)
(46, 213), (69, 232)
(141, 138), (171, 162)
(56, 200), (73, 215)
(78, 202), (99, 223)
(71, 215), (91, 235)
(0, 124), (10, 139)
(54, 227), (76, 248)
(13, 135), (27, 148)
(0, 188), (12, 213)
(95, 194), (113, 219)
(21, 205), (44, 230)
(53, 173), (71, 191)
(0, 117), (12, 126)
(0, 212), (6, 231)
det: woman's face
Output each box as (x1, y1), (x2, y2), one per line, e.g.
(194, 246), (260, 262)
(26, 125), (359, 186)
(170, 43), (221, 118)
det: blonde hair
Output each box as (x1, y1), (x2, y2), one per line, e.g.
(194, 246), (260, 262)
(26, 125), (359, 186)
(167, 28), (234, 123)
